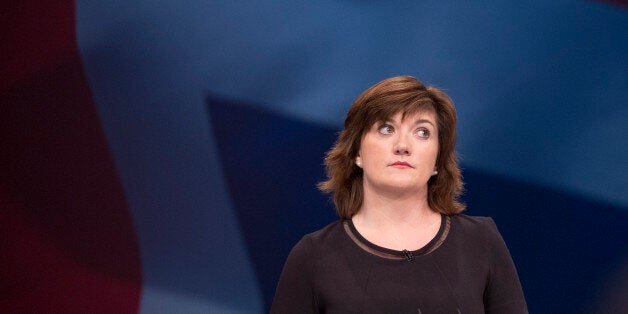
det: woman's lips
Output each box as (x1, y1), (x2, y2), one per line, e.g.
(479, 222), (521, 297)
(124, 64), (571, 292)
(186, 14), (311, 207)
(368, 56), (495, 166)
(390, 161), (413, 168)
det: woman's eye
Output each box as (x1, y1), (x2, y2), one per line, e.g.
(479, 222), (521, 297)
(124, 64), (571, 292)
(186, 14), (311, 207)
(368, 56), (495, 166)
(416, 128), (430, 139)
(378, 125), (394, 135)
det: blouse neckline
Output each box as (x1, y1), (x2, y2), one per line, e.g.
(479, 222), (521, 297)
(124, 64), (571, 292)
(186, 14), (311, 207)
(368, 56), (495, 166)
(343, 214), (450, 261)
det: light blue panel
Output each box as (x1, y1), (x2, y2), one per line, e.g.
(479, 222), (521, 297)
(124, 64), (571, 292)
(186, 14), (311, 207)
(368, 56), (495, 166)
(76, 1), (263, 312)
(187, 0), (628, 205)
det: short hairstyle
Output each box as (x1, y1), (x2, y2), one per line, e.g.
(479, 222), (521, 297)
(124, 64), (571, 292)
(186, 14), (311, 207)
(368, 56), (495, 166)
(318, 76), (465, 219)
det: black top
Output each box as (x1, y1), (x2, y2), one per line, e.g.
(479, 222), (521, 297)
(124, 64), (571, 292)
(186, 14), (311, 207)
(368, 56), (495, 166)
(271, 214), (527, 313)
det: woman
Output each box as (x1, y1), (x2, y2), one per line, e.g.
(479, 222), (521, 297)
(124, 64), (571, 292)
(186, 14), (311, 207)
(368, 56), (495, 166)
(271, 76), (527, 313)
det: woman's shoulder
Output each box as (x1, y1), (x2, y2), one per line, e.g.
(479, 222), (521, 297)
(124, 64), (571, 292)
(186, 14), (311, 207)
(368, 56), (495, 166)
(449, 213), (502, 244)
(450, 213), (498, 229)
(300, 220), (346, 246)
(285, 220), (346, 263)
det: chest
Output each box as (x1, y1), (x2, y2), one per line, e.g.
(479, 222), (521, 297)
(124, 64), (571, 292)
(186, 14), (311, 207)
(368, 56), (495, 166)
(312, 254), (488, 313)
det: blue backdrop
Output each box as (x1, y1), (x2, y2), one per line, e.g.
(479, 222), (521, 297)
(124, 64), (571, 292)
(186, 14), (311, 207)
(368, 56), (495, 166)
(7, 0), (625, 313)
(77, 1), (628, 313)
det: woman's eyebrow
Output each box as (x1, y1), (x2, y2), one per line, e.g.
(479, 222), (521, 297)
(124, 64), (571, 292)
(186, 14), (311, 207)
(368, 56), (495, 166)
(382, 118), (435, 127)
(414, 119), (435, 127)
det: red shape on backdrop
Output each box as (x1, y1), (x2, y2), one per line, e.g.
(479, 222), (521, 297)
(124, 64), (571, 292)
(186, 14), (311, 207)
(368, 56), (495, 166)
(1, 1), (142, 313)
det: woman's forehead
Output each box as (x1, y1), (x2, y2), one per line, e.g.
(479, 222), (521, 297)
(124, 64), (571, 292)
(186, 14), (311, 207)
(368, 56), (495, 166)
(373, 107), (436, 124)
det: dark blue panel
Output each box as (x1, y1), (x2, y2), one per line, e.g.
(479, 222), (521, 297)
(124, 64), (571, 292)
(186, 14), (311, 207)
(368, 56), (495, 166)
(208, 97), (628, 313)
(208, 96), (337, 309)
(463, 171), (628, 313)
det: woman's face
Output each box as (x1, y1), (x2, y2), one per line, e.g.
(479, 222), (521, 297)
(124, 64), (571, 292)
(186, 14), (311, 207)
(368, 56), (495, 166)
(357, 110), (439, 195)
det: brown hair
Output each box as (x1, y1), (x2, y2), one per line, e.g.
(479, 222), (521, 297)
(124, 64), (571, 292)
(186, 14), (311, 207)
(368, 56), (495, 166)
(318, 76), (465, 219)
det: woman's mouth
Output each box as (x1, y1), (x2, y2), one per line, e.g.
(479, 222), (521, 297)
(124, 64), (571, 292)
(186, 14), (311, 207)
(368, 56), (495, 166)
(390, 161), (413, 168)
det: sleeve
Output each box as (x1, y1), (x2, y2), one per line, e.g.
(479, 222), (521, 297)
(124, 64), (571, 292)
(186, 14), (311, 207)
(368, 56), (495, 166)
(483, 218), (528, 314)
(270, 235), (318, 314)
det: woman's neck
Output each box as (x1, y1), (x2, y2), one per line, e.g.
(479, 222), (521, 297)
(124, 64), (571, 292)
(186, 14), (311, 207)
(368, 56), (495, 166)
(351, 184), (441, 251)
(358, 183), (433, 224)
(356, 197), (434, 227)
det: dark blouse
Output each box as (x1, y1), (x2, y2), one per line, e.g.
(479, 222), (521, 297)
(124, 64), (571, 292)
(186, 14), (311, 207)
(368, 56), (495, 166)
(271, 214), (527, 313)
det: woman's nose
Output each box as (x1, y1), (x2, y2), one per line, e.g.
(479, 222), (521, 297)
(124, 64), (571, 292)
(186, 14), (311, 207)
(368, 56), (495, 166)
(394, 137), (411, 155)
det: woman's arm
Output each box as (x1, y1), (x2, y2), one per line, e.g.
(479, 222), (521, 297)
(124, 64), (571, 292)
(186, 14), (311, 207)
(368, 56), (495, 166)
(271, 236), (318, 314)
(483, 218), (528, 313)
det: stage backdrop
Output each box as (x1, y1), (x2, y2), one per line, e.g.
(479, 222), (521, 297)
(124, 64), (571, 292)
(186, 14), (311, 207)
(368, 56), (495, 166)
(2, 0), (627, 313)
